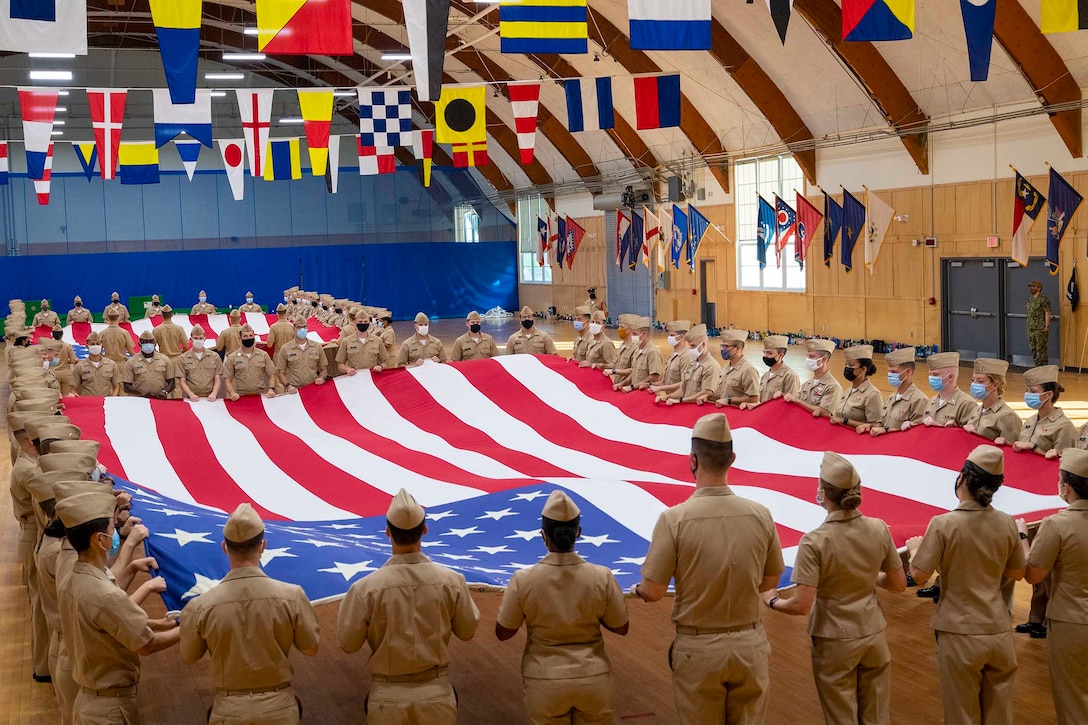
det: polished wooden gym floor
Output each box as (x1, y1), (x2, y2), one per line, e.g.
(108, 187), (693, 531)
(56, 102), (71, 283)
(1, 317), (1070, 724)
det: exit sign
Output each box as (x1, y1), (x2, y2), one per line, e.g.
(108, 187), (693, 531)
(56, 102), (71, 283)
(986, 236), (999, 248)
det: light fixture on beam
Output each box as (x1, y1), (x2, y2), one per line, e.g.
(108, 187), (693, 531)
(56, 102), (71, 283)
(333, 90), (355, 97)
(58, 90), (69, 96)
(51, 130), (64, 136)
(55, 107), (67, 112)
(29, 70), (73, 81)
(380, 54), (412, 61)
(278, 118), (304, 125)
(204, 72), (245, 80)
(210, 91), (227, 97)
(53, 120), (65, 126)
(29, 52), (76, 59)
(243, 27), (259, 35)
(222, 53), (266, 61)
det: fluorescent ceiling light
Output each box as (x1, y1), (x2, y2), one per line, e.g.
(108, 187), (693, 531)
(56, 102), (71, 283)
(204, 72), (244, 80)
(381, 54), (412, 61)
(333, 90), (355, 97)
(51, 130), (64, 136)
(222, 53), (266, 61)
(55, 106), (67, 112)
(53, 120), (65, 126)
(57, 90), (69, 96)
(243, 27), (259, 35)
(29, 52), (76, 58)
(210, 91), (227, 97)
(29, 70), (73, 81)
(278, 118), (304, 124)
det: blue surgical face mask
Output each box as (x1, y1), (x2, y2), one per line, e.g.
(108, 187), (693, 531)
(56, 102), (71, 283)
(48, 357), (60, 367)
(928, 375), (944, 392)
(573, 321), (585, 331)
(198, 296), (207, 303)
(1025, 392), (1044, 410)
(109, 529), (121, 556)
(246, 297), (253, 303)
(887, 372), (902, 388)
(141, 342), (156, 355)
(970, 382), (988, 400)
(296, 329), (308, 340)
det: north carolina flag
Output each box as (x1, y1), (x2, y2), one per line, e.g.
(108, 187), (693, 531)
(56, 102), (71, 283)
(1041, 0), (1088, 33)
(19, 88), (59, 180)
(842, 0), (914, 41)
(264, 138), (303, 180)
(508, 81), (541, 164)
(119, 142), (160, 185)
(500, 0), (587, 54)
(174, 139), (202, 181)
(1011, 172), (1044, 267)
(297, 89), (334, 176)
(33, 144), (54, 205)
(0, 0), (87, 54)
(218, 139), (246, 201)
(237, 89), (275, 178)
(357, 141), (395, 176)
(452, 141), (489, 168)
(0, 142), (8, 185)
(412, 129), (434, 187)
(628, 0), (711, 50)
(633, 74), (681, 130)
(795, 192), (823, 269)
(150, 0), (201, 104)
(153, 89), (213, 148)
(564, 78), (614, 132)
(74, 142), (98, 181)
(256, 0), (353, 54)
(87, 89), (126, 180)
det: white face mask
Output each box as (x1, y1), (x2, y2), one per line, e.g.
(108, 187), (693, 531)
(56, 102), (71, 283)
(198, 296), (207, 303)
(417, 325), (429, 336)
(805, 357), (821, 372)
(192, 339), (205, 350)
(88, 344), (102, 356)
(667, 335), (679, 347)
(688, 345), (702, 359)
(246, 297), (253, 303)
(589, 323), (603, 335)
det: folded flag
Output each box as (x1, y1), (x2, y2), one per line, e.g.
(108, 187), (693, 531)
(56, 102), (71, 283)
(0, 142), (7, 185)
(175, 139), (202, 181)
(412, 129), (434, 187)
(823, 191), (843, 267)
(263, 138), (303, 181)
(150, 0), (201, 104)
(960, 0), (995, 81)
(671, 204), (688, 270)
(628, 0), (711, 50)
(403, 0), (450, 102)
(687, 204), (710, 271)
(1046, 167), (1084, 275)
(508, 82), (541, 164)
(19, 88), (60, 180)
(153, 89), (213, 148)
(0, 0), (86, 54)
(74, 142), (98, 181)
(1011, 172), (1044, 267)
(617, 210), (631, 268)
(87, 89), (126, 180)
(774, 194), (796, 268)
(841, 189), (866, 272)
(500, 0), (587, 54)
(629, 210), (644, 270)
(358, 87), (413, 148)
(756, 195), (775, 270)
(119, 142), (161, 186)
(842, 0), (914, 41)
(566, 215), (586, 268)
(237, 89), (274, 178)
(633, 74), (681, 130)
(452, 141), (489, 168)
(256, 0), (353, 54)
(218, 139), (246, 201)
(436, 85), (487, 145)
(1041, 0), (1088, 32)
(357, 141), (395, 176)
(297, 89), (334, 176)
(537, 216), (548, 266)
(767, 0), (793, 44)
(564, 78), (614, 133)
(1067, 263), (1080, 311)
(33, 144), (54, 205)
(795, 192), (823, 269)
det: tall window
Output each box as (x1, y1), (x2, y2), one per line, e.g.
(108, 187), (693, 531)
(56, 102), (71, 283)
(455, 204), (480, 243)
(735, 155), (806, 292)
(516, 196), (552, 284)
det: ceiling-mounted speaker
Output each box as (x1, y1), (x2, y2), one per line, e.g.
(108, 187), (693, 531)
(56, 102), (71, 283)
(668, 175), (686, 203)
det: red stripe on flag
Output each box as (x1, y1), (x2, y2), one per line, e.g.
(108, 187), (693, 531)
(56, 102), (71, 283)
(186, 314), (218, 340)
(60, 397), (126, 480)
(632, 77), (660, 130)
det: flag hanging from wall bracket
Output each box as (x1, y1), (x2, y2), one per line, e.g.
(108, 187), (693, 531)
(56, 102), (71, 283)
(1010, 171), (1044, 267)
(1046, 167), (1084, 275)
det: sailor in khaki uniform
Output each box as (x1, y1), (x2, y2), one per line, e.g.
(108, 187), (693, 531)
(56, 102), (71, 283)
(861, 347), (926, 437)
(906, 445), (1026, 725)
(633, 414), (784, 724)
(786, 339), (842, 418)
(337, 312), (388, 375)
(144, 295), (164, 319)
(151, 306), (188, 360)
(217, 310), (244, 356)
(712, 330), (759, 408)
(832, 345), (882, 430)
(28, 473), (66, 688)
(584, 287), (607, 316)
(181, 504), (319, 724)
(762, 452), (906, 725)
(224, 326), (276, 400)
(451, 311), (498, 361)
(177, 325), (225, 402)
(580, 311), (616, 371)
(1019, 449), (1088, 725)
(190, 290), (216, 315)
(103, 292), (130, 324)
(964, 358), (1021, 442)
(650, 320), (692, 399)
(507, 306), (558, 355)
(239, 291), (262, 313)
(743, 335), (800, 409)
(377, 310), (397, 358)
(66, 296), (92, 324)
(496, 490), (629, 724)
(921, 352), (976, 429)
(570, 306), (593, 362)
(665, 325), (720, 405)
(337, 489), (480, 724)
(57, 491), (181, 725)
(71, 332), (122, 397)
(275, 318), (328, 393)
(267, 304), (295, 361)
(397, 313), (447, 367)
(33, 299), (60, 328)
(1001, 365), (1076, 458)
(614, 317), (660, 392)
(100, 313), (134, 363)
(123, 331), (176, 399)
(44, 321), (79, 396)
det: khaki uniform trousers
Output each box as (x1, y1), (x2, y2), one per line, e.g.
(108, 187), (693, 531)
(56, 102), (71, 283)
(935, 631), (1016, 725)
(670, 624), (770, 725)
(56, 651), (79, 725)
(811, 632), (891, 725)
(210, 687), (300, 725)
(73, 687), (140, 725)
(366, 672), (456, 725)
(1048, 621), (1088, 725)
(21, 523), (50, 677)
(523, 672), (613, 725)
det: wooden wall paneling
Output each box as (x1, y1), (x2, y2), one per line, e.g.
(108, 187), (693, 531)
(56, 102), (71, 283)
(865, 298), (925, 345)
(813, 294), (866, 339)
(838, 264), (866, 297)
(863, 240), (897, 299)
(892, 242), (926, 300)
(767, 293), (815, 336)
(728, 292), (769, 331)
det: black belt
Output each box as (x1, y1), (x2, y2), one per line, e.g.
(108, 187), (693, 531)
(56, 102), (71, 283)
(371, 666), (448, 684)
(215, 683), (291, 696)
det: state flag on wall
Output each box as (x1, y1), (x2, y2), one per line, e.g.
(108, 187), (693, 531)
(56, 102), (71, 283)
(1046, 167), (1084, 275)
(565, 216), (586, 268)
(756, 195), (775, 270)
(19, 88), (60, 180)
(960, 0), (995, 81)
(842, 0), (914, 41)
(0, 0), (87, 54)
(564, 78), (614, 132)
(218, 139), (246, 201)
(87, 89), (125, 180)
(298, 89), (334, 176)
(671, 204), (688, 270)
(153, 89), (213, 148)
(119, 142), (160, 185)
(628, 0), (710, 50)
(823, 191), (843, 267)
(556, 215), (567, 268)
(687, 204), (711, 271)
(436, 86), (487, 145)
(774, 194), (797, 268)
(841, 189), (866, 272)
(537, 216), (548, 266)
(403, 0), (450, 102)
(1041, 0), (1088, 32)
(617, 210), (631, 268)
(237, 89), (274, 178)
(1011, 171), (1044, 267)
(33, 144), (54, 205)
(264, 138), (303, 180)
(633, 74), (681, 130)
(175, 139), (202, 181)
(150, 0), (201, 104)
(74, 142), (98, 181)
(629, 210), (644, 270)
(863, 187), (894, 274)
(256, 0), (353, 54)
(642, 206), (659, 267)
(0, 142), (8, 185)
(508, 81), (541, 164)
(795, 192), (823, 269)
(358, 141), (395, 176)
(452, 141), (488, 168)
(500, 0), (587, 54)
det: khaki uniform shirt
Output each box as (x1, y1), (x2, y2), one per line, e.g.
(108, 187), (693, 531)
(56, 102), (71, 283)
(584, 336), (616, 367)
(72, 358), (122, 396)
(379, 326), (397, 358)
(718, 356), (760, 401)
(59, 562), (155, 689)
(10, 453), (37, 526)
(33, 310), (59, 328)
(275, 340), (327, 387)
(178, 350), (226, 397)
(630, 345), (664, 387)
(791, 511), (902, 638)
(180, 567), (319, 688)
(878, 384), (927, 429)
(337, 553), (480, 676)
(336, 334), (387, 371)
(1018, 407), (1077, 452)
(123, 352), (176, 397)
(190, 302), (216, 315)
(144, 304), (164, 318)
(239, 302), (263, 313)
(224, 349), (274, 395)
(152, 322), (189, 358)
(103, 302), (130, 323)
(451, 332), (499, 361)
(837, 380), (883, 424)
(799, 371), (842, 413)
(643, 486), (784, 629)
(506, 329), (557, 355)
(396, 335), (447, 366)
(100, 325), (134, 363)
(661, 350), (694, 387)
(217, 325), (243, 356)
(42, 339), (78, 385)
(66, 306), (92, 323)
(966, 399), (1021, 441)
(679, 356), (721, 399)
(912, 500), (1027, 634)
(571, 332), (592, 362)
(1028, 501), (1088, 624)
(924, 388), (977, 427)
(614, 341), (637, 372)
(267, 320), (295, 359)
(496, 552), (628, 679)
(36, 533), (64, 633)
(759, 364), (800, 402)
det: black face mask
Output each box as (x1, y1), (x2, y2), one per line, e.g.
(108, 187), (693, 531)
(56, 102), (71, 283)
(521, 319), (534, 330)
(335, 308), (342, 314)
(762, 355), (777, 367)
(589, 293), (596, 300)
(843, 367), (858, 382)
(470, 323), (481, 333)
(312, 301), (319, 307)
(18, 338), (31, 348)
(241, 337), (256, 348)
(357, 323), (369, 332)
(52, 331), (63, 340)
(111, 299), (118, 304)
(75, 302), (82, 308)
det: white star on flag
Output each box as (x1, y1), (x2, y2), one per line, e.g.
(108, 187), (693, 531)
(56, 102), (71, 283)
(157, 529), (214, 547)
(445, 526), (484, 538)
(609, 569), (628, 576)
(477, 509), (517, 521)
(427, 510), (457, 521)
(510, 491), (548, 502)
(325, 523), (360, 530)
(580, 534), (620, 547)
(421, 540), (449, 548)
(434, 553), (477, 561)
(614, 556), (646, 566)
(292, 538), (345, 548)
(260, 547), (298, 567)
(506, 530), (539, 542)
(473, 566), (510, 575)
(344, 534), (380, 540)
(318, 561), (378, 581)
(147, 507), (197, 518)
(471, 545), (514, 555)
(506, 562), (538, 570)
(182, 573), (222, 599)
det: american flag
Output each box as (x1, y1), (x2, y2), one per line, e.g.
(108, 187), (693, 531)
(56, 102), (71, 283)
(60, 355), (1062, 610)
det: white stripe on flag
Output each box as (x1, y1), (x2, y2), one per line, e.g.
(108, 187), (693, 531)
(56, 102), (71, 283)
(545, 478), (668, 540)
(243, 313), (271, 336)
(103, 398), (197, 504)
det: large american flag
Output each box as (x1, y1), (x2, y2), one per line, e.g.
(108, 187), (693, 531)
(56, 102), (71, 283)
(60, 355), (1062, 612)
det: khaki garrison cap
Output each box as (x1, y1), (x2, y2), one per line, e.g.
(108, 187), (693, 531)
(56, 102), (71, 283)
(618, 314), (637, 327)
(684, 324), (707, 344)
(162, 305), (174, 315)
(49, 439), (101, 458)
(1024, 365), (1059, 386)
(574, 306), (592, 317)
(666, 320), (691, 334)
(763, 335), (789, 350)
(14, 399), (60, 414)
(52, 320), (62, 332)
(73, 295), (82, 304)
(414, 312), (429, 325)
(692, 413), (732, 443)
(191, 324), (206, 336)
(39, 452), (96, 475)
(138, 330), (155, 342)
(27, 473), (60, 503)
(35, 423), (81, 446)
(844, 345), (874, 362)
(53, 480), (112, 502)
(7, 412), (58, 434)
(591, 310), (606, 322)
(967, 444), (1004, 476)
(521, 306), (534, 316)
(807, 339), (836, 354)
(223, 503), (265, 543)
(55, 491), (116, 529)
(973, 358), (1009, 376)
(927, 352), (960, 369)
(229, 310), (241, 320)
(820, 452), (860, 490)
(15, 388), (61, 402)
(885, 347), (915, 366)
(466, 311), (482, 322)
(541, 490), (580, 522)
(387, 488), (425, 529)
(276, 303), (287, 313)
(1060, 448), (1088, 477)
(631, 316), (651, 329)
(720, 330), (748, 343)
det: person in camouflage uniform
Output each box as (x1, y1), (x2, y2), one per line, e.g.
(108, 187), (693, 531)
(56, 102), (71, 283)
(1027, 280), (1051, 367)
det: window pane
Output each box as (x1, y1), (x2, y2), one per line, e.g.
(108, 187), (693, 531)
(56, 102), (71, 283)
(733, 155), (805, 293)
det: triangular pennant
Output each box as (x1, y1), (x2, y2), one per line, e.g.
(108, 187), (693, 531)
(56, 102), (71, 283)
(766, 0), (793, 44)
(403, 0), (451, 102)
(150, 0), (202, 104)
(0, 142), (8, 186)
(34, 144), (54, 205)
(218, 139), (246, 201)
(87, 89), (126, 180)
(174, 139), (203, 181)
(298, 89), (334, 176)
(236, 89), (275, 177)
(325, 135), (341, 194)
(960, 0), (995, 82)
(153, 89), (213, 148)
(507, 81), (541, 164)
(413, 129), (434, 187)
(74, 142), (98, 181)
(19, 88), (59, 180)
